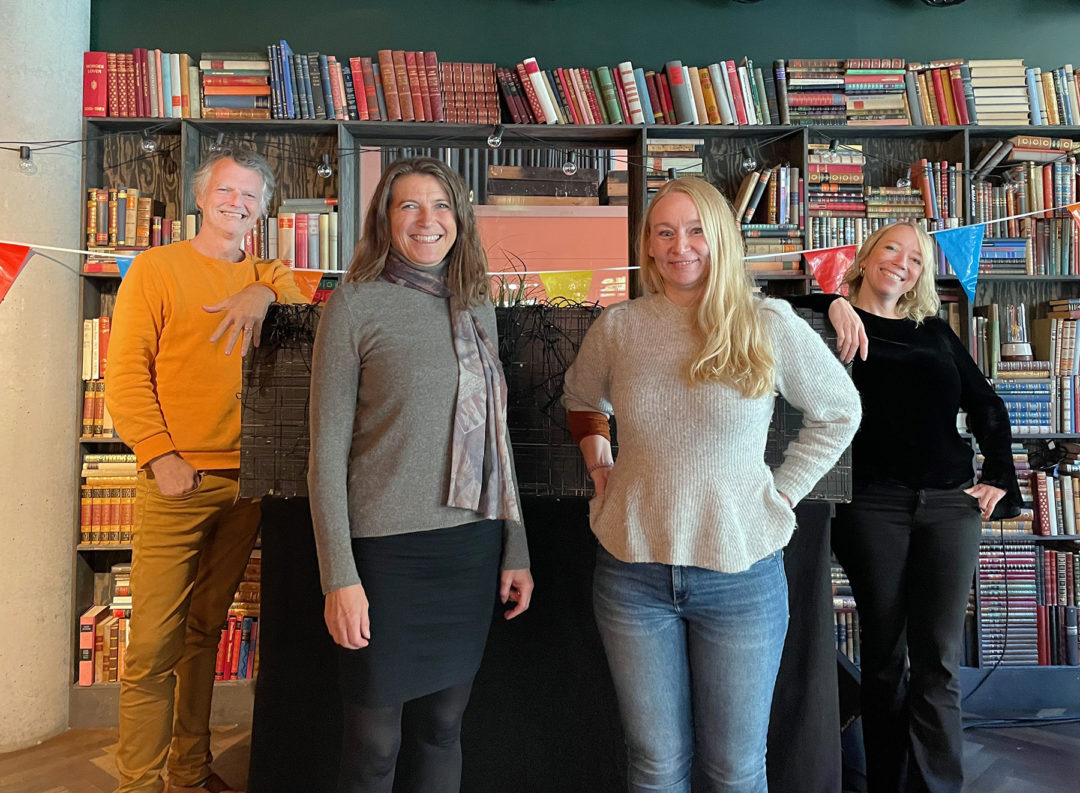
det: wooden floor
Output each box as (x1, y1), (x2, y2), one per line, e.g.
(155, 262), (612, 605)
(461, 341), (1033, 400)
(1, 721), (1078, 793)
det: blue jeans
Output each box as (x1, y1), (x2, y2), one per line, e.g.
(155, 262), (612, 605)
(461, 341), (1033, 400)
(593, 546), (789, 793)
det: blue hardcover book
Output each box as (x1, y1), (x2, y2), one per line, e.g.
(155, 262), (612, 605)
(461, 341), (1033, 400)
(1026, 68), (1043, 125)
(279, 39), (296, 119)
(318, 53), (336, 120)
(305, 53), (326, 119)
(236, 616), (253, 679)
(295, 53), (313, 119)
(633, 67), (652, 126)
(266, 44), (283, 119)
(1060, 68), (1075, 125)
(203, 94), (271, 110)
(159, 55), (172, 119)
(372, 62), (389, 120)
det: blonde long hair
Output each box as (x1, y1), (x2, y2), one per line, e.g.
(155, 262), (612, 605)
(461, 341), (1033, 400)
(345, 157), (489, 309)
(842, 221), (940, 323)
(640, 177), (774, 398)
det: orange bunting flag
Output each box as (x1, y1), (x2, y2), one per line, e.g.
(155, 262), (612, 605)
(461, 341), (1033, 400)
(290, 269), (324, 302)
(1069, 202), (1080, 229)
(0, 242), (32, 308)
(803, 245), (856, 295)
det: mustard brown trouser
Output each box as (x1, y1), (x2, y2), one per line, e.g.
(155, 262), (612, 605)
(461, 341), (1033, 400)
(115, 469), (260, 793)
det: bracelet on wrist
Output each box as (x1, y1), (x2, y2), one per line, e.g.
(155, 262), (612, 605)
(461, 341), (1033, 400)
(587, 461), (614, 474)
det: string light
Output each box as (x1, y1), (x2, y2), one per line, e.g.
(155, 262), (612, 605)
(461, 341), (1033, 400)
(17, 146), (36, 175)
(209, 132), (225, 153)
(317, 154), (333, 179)
(140, 131), (157, 153)
(486, 124), (504, 149)
(561, 154), (578, 176)
(740, 145), (758, 174)
(896, 167), (912, 189)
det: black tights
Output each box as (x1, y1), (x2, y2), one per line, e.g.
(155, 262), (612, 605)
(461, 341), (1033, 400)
(338, 682), (473, 793)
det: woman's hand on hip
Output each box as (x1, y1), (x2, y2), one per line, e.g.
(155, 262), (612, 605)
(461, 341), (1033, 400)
(324, 583), (371, 649)
(964, 483), (1005, 521)
(500, 568), (534, 620)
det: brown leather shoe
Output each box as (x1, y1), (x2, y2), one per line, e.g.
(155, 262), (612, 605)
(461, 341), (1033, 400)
(164, 772), (243, 793)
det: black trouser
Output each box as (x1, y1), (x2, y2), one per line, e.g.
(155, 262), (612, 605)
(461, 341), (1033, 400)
(338, 682), (473, 793)
(832, 482), (982, 793)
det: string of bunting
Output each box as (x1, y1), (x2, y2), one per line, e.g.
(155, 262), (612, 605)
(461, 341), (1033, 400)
(4, 202), (1080, 308)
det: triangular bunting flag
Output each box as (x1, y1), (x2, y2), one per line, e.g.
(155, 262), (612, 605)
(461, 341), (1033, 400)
(291, 270), (323, 302)
(0, 242), (32, 308)
(1068, 202), (1080, 230)
(116, 256), (134, 280)
(936, 225), (985, 301)
(803, 245), (856, 294)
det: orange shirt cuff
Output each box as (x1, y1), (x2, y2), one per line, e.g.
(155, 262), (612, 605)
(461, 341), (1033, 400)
(568, 410), (610, 444)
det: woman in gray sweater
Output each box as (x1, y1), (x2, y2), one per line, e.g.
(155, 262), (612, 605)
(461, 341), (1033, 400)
(563, 177), (861, 793)
(307, 157), (532, 793)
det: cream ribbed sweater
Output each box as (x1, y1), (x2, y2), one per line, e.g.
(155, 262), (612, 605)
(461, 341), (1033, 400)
(562, 293), (861, 573)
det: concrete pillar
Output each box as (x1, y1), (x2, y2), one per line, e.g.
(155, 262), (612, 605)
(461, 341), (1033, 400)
(0, 0), (88, 750)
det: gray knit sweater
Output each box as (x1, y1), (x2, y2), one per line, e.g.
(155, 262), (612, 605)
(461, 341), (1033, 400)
(563, 293), (861, 573)
(307, 267), (530, 595)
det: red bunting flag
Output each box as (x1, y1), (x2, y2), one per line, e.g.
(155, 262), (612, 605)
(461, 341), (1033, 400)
(0, 242), (32, 308)
(803, 245), (856, 295)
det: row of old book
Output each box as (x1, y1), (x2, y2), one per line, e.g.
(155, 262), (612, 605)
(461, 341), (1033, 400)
(77, 555), (262, 685)
(977, 542), (1079, 666)
(83, 50), (1080, 127)
(79, 454), (137, 546)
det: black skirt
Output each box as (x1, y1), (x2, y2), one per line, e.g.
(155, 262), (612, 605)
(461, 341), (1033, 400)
(337, 519), (503, 706)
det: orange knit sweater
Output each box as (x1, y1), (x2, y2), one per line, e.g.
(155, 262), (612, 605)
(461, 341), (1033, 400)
(105, 241), (306, 469)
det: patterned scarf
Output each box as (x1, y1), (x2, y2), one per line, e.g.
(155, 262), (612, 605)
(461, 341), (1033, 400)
(381, 249), (521, 522)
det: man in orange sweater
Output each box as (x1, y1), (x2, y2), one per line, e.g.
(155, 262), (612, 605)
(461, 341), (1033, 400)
(105, 150), (306, 793)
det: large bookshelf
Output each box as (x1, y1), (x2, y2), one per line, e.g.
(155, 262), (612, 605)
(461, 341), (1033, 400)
(74, 116), (1080, 725)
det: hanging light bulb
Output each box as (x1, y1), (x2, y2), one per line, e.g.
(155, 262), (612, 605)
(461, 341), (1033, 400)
(562, 155), (578, 177)
(317, 154), (333, 179)
(486, 124), (504, 149)
(740, 146), (758, 174)
(826, 139), (840, 163)
(896, 167), (912, 189)
(209, 132), (225, 153)
(18, 145), (36, 175)
(667, 167), (678, 181)
(140, 131), (157, 153)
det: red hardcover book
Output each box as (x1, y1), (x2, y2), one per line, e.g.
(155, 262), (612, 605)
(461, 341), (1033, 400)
(568, 68), (593, 124)
(930, 69), (951, 125)
(511, 63), (542, 124)
(403, 51), (426, 121)
(78, 605), (110, 686)
(392, 50), (415, 121)
(294, 213), (309, 269)
(347, 58), (370, 121)
(106, 52), (119, 116)
(948, 66), (969, 125)
(359, 57), (380, 120)
(556, 68), (582, 125)
(221, 615), (238, 680)
(327, 59), (347, 120)
(376, 50), (401, 120)
(131, 49), (145, 117)
(414, 52), (434, 122)
(579, 68), (606, 126)
(724, 61), (747, 125)
(425, 52), (444, 122)
(1035, 471), (1052, 535)
(657, 72), (676, 124)
(229, 619), (244, 678)
(496, 67), (526, 124)
(644, 70), (665, 124)
(83, 52), (108, 117)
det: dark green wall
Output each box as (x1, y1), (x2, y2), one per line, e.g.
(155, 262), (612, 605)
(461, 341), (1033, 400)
(91, 0), (1080, 70)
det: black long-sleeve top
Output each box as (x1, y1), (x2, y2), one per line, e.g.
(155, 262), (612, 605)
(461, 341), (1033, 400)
(788, 294), (1023, 518)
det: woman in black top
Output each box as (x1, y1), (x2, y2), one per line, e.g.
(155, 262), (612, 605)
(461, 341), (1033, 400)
(791, 221), (1022, 793)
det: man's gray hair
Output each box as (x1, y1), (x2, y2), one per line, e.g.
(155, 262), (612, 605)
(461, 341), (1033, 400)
(192, 149), (275, 217)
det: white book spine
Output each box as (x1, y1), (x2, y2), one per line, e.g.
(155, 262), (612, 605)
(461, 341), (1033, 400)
(617, 62), (646, 125)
